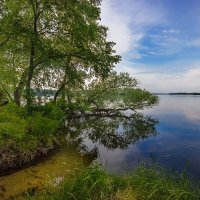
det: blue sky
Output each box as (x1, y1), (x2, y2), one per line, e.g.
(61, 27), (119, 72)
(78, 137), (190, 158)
(101, 0), (200, 92)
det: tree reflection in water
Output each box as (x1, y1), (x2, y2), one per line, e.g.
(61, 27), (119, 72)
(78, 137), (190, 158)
(63, 113), (158, 154)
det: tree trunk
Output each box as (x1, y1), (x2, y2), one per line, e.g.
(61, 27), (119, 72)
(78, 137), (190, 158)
(14, 69), (28, 106)
(26, 64), (34, 108)
(26, 3), (38, 108)
(66, 86), (72, 105)
(54, 84), (65, 102)
(54, 57), (71, 103)
(14, 89), (21, 106)
(26, 40), (35, 108)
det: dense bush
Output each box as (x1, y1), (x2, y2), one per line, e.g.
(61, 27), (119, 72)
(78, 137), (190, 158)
(0, 103), (65, 171)
(0, 103), (27, 141)
(26, 103), (65, 138)
(0, 103), (64, 142)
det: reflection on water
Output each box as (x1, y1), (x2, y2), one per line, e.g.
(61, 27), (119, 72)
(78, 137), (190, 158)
(63, 95), (200, 180)
(87, 95), (200, 179)
(65, 113), (158, 150)
(2, 95), (200, 199)
(140, 95), (200, 180)
(63, 114), (158, 174)
(0, 112), (157, 199)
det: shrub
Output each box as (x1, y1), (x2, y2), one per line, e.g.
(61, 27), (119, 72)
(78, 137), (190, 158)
(29, 103), (64, 121)
(0, 103), (27, 141)
(0, 103), (64, 171)
(27, 113), (60, 138)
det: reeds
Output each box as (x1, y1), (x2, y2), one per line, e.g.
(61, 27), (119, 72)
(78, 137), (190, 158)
(26, 163), (200, 200)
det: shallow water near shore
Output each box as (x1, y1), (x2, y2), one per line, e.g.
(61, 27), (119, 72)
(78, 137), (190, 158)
(1, 95), (200, 199)
(0, 141), (95, 200)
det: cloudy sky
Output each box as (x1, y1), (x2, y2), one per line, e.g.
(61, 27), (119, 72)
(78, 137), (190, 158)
(100, 0), (200, 92)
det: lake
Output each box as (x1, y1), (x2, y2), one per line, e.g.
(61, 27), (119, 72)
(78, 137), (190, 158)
(1, 95), (200, 199)
(87, 95), (200, 180)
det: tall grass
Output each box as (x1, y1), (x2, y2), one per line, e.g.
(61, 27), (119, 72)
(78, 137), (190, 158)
(26, 163), (200, 200)
(129, 162), (200, 200)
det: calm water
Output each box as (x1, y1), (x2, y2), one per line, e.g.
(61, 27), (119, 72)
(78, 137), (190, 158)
(87, 95), (200, 179)
(1, 95), (200, 199)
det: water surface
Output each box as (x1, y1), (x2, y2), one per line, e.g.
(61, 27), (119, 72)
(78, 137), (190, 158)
(1, 95), (200, 199)
(89, 95), (200, 179)
(0, 141), (95, 199)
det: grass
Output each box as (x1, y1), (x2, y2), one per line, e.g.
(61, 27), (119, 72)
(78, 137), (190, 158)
(128, 163), (200, 200)
(25, 163), (200, 200)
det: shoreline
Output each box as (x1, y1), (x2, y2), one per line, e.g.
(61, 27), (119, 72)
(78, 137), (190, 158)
(0, 140), (58, 176)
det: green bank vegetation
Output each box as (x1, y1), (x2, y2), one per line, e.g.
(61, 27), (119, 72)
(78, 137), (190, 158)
(0, 0), (158, 172)
(0, 102), (64, 172)
(25, 163), (200, 200)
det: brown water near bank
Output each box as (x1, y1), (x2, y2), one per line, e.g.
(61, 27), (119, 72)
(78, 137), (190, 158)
(0, 141), (95, 200)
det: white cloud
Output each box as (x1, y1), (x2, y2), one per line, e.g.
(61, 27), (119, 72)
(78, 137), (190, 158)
(100, 1), (200, 93)
(116, 60), (200, 93)
(141, 68), (200, 93)
(187, 38), (200, 47)
(185, 68), (200, 77)
(100, 1), (134, 55)
(100, 0), (166, 57)
(162, 29), (180, 34)
(145, 32), (183, 56)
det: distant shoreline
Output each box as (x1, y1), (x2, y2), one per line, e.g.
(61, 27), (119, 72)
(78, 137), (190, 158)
(153, 93), (200, 95)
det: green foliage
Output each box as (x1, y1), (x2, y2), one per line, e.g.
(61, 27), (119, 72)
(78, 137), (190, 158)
(0, 0), (120, 106)
(69, 71), (159, 112)
(0, 103), (64, 142)
(50, 164), (116, 200)
(26, 103), (64, 138)
(122, 88), (159, 109)
(0, 103), (27, 140)
(0, 0), (156, 114)
(0, 103), (64, 171)
(29, 103), (64, 121)
(26, 113), (58, 138)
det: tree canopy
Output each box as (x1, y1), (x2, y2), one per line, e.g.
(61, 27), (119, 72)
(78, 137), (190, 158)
(0, 0), (157, 113)
(0, 0), (120, 106)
